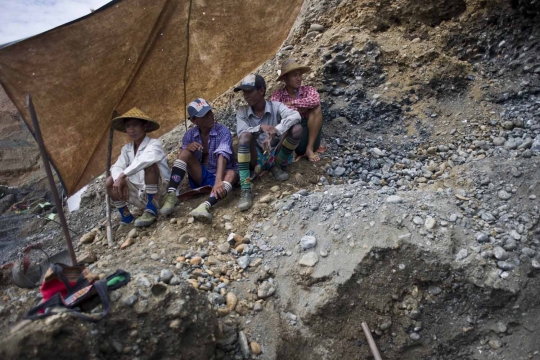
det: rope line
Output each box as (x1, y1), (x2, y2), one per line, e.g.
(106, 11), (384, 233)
(182, 0), (194, 132)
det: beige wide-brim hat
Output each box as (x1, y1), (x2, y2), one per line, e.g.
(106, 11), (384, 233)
(111, 107), (160, 133)
(277, 59), (311, 82)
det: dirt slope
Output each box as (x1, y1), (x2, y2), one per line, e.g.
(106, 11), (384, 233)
(1, 0), (540, 359)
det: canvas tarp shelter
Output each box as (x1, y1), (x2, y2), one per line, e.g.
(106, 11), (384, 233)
(0, 0), (303, 196)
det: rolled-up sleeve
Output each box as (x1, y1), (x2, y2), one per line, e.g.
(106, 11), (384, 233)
(275, 102), (301, 135)
(123, 140), (166, 177)
(214, 128), (233, 161)
(236, 107), (260, 135)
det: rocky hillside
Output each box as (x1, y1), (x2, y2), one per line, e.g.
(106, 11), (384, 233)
(1, 0), (540, 359)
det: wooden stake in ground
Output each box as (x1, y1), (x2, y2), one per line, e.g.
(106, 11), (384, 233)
(27, 94), (77, 266)
(361, 322), (383, 360)
(105, 113), (116, 247)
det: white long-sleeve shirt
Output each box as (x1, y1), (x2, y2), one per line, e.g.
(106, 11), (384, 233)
(110, 135), (171, 186)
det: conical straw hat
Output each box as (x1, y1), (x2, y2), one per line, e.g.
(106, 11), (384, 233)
(111, 107), (160, 133)
(277, 59), (311, 81)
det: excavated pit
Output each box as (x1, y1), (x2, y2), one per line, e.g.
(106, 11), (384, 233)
(275, 243), (540, 359)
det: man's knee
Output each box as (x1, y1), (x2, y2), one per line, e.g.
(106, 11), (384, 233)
(290, 124), (303, 140)
(177, 149), (195, 161)
(238, 132), (253, 145)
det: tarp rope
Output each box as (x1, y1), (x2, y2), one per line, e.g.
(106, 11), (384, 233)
(182, 0), (193, 132)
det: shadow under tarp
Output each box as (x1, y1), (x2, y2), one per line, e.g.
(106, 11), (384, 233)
(0, 0), (304, 196)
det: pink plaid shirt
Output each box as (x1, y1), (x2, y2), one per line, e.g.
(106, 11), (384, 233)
(270, 86), (320, 118)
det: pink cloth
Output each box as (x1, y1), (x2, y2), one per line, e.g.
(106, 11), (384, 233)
(270, 85), (320, 117)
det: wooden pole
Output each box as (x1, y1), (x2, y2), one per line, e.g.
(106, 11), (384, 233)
(361, 322), (383, 360)
(105, 112), (117, 247)
(27, 94), (77, 266)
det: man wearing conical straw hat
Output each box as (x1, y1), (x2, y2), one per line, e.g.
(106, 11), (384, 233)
(270, 59), (323, 162)
(106, 108), (170, 227)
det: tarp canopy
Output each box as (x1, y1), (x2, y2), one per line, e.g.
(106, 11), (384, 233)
(0, 0), (303, 196)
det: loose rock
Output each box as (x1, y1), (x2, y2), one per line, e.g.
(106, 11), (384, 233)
(299, 252), (319, 267)
(300, 235), (317, 250)
(258, 281), (276, 299)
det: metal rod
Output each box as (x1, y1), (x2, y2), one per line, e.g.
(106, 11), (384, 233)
(361, 322), (383, 360)
(27, 94), (77, 266)
(105, 114), (116, 247)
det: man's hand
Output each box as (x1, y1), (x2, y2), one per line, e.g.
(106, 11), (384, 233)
(185, 142), (203, 153)
(113, 174), (129, 201)
(260, 124), (278, 138)
(212, 180), (227, 199)
(262, 137), (273, 153)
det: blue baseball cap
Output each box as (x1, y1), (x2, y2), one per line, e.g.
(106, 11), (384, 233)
(187, 98), (213, 118)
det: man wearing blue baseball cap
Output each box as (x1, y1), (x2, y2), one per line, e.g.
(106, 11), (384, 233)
(160, 98), (238, 222)
(234, 74), (302, 211)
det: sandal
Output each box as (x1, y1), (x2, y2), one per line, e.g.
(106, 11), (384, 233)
(308, 153), (321, 162)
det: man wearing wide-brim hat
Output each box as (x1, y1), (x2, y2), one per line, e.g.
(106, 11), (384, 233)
(270, 59), (323, 162)
(107, 107), (170, 227)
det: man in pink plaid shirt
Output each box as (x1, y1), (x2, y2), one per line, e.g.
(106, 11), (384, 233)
(270, 59), (323, 162)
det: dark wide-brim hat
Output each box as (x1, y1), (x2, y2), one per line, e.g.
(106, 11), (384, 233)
(277, 59), (311, 82)
(111, 107), (160, 133)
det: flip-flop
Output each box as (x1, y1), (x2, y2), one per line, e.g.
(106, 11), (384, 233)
(308, 153), (321, 162)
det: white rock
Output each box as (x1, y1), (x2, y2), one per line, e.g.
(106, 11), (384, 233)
(257, 281), (276, 299)
(310, 24), (325, 32)
(237, 255), (250, 269)
(371, 148), (384, 157)
(424, 216), (436, 230)
(493, 246), (509, 261)
(498, 190), (512, 200)
(300, 235), (317, 250)
(386, 195), (403, 203)
(455, 249), (468, 260)
(299, 252), (319, 267)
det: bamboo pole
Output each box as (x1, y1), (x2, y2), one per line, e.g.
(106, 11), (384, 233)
(27, 94), (77, 266)
(105, 112), (116, 247)
(361, 322), (383, 360)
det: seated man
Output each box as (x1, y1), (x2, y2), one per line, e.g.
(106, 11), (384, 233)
(107, 108), (171, 227)
(270, 59), (323, 162)
(160, 98), (238, 222)
(235, 74), (302, 211)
